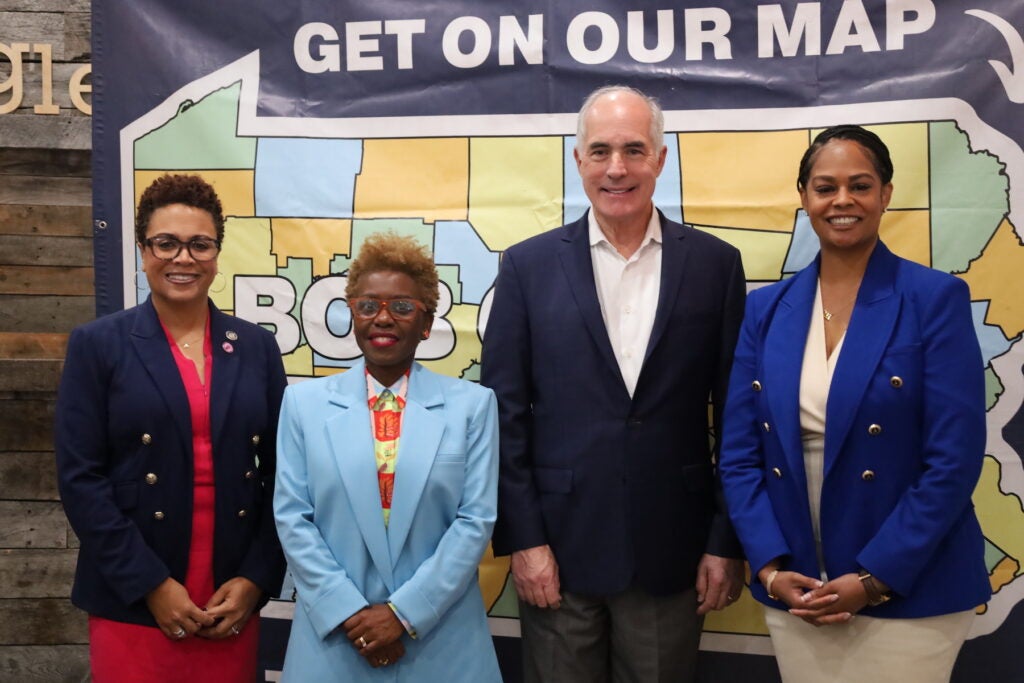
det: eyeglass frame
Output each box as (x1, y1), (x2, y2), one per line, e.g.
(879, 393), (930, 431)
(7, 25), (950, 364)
(141, 234), (222, 262)
(348, 297), (430, 320)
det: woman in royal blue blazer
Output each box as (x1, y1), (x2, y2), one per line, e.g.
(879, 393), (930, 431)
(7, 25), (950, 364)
(273, 233), (501, 681)
(56, 175), (286, 683)
(719, 126), (990, 682)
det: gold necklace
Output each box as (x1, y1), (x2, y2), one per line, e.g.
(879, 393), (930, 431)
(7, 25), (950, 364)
(176, 334), (202, 349)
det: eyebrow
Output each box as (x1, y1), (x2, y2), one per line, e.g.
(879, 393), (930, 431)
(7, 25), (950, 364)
(587, 140), (649, 151)
(809, 172), (876, 182)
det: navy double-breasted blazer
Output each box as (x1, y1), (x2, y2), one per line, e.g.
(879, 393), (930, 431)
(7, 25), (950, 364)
(719, 241), (991, 617)
(481, 211), (746, 597)
(55, 298), (287, 625)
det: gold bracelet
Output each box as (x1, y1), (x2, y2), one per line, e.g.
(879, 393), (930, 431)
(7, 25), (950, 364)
(764, 569), (780, 600)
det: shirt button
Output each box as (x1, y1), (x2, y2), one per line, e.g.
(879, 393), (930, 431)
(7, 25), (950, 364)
(624, 305), (632, 314)
(862, 470), (876, 481)
(868, 424), (882, 436)
(153, 511), (165, 521)
(145, 473), (158, 485)
(141, 433), (152, 445)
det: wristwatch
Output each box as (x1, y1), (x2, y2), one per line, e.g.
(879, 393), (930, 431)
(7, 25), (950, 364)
(858, 570), (892, 606)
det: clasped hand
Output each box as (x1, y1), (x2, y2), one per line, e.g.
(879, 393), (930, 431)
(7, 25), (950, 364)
(770, 570), (870, 626)
(342, 604), (406, 668)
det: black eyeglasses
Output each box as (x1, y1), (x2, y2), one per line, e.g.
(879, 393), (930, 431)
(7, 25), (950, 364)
(348, 297), (427, 320)
(143, 235), (222, 262)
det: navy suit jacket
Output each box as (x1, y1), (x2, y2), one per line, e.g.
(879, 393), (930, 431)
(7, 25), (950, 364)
(481, 211), (746, 597)
(55, 298), (287, 625)
(720, 242), (991, 617)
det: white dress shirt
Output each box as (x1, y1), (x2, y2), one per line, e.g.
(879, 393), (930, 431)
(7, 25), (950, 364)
(588, 210), (662, 397)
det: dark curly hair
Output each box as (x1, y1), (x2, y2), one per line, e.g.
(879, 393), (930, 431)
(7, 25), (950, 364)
(345, 232), (439, 314)
(135, 174), (225, 244)
(797, 125), (894, 191)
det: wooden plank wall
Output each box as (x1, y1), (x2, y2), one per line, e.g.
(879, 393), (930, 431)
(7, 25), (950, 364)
(1, 1), (93, 680)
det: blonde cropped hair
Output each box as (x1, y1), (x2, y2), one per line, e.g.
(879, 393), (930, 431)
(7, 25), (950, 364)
(346, 232), (440, 314)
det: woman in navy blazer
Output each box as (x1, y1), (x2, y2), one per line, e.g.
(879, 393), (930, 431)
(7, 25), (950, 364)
(719, 126), (990, 682)
(56, 175), (286, 682)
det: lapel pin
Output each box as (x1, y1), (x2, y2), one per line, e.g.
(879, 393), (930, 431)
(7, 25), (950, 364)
(222, 342), (234, 353)
(226, 330), (238, 341)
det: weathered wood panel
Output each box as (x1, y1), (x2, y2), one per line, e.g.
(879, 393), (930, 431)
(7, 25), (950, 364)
(0, 549), (76, 595)
(62, 12), (90, 62)
(0, 295), (94, 333)
(0, 332), (68, 358)
(0, 114), (91, 150)
(0, 148), (90, 178)
(0, 0), (89, 11)
(0, 174), (91, 206)
(0, 358), (63, 391)
(0, 598), (88, 644)
(0, 452), (59, 500)
(0, 644), (90, 683)
(0, 265), (93, 295)
(0, 505), (70, 552)
(0, 397), (54, 450)
(0, 205), (92, 236)
(0, 234), (93, 266)
(0, 12), (88, 62)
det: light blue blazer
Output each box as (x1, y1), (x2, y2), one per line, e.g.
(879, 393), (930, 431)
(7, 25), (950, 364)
(720, 241), (991, 618)
(274, 361), (502, 682)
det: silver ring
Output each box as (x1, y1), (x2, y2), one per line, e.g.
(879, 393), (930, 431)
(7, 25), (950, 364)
(357, 636), (367, 649)
(172, 627), (186, 639)
(230, 624), (240, 636)
(379, 657), (390, 666)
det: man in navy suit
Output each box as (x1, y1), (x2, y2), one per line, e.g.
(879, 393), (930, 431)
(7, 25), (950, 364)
(481, 86), (746, 682)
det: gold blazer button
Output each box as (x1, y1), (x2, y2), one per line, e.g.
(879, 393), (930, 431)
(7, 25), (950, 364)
(141, 433), (152, 445)
(862, 470), (876, 481)
(772, 467), (783, 479)
(145, 473), (158, 485)
(752, 380), (762, 392)
(153, 511), (165, 520)
(868, 424), (882, 435)
(251, 434), (260, 445)
(890, 376), (903, 388)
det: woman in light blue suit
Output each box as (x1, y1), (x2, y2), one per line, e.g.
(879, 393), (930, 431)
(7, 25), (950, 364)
(274, 232), (502, 681)
(720, 126), (990, 683)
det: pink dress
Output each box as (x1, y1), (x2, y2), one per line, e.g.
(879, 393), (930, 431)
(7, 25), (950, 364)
(89, 324), (259, 683)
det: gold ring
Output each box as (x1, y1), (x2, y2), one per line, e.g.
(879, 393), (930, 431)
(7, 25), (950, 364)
(380, 657), (389, 665)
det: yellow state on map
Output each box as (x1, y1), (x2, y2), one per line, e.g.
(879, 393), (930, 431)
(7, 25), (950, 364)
(959, 218), (1024, 339)
(134, 170), (255, 218)
(421, 303), (481, 382)
(213, 217), (276, 312)
(271, 218), (353, 277)
(973, 456), (1024, 579)
(696, 225), (792, 282)
(282, 343), (314, 378)
(354, 138), (469, 224)
(678, 130), (808, 233)
(469, 137), (563, 252)
(879, 208), (931, 267)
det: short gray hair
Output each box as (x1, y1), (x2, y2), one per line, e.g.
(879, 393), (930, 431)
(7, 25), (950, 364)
(575, 85), (665, 153)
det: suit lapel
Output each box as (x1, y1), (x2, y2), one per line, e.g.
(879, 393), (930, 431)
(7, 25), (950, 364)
(557, 213), (625, 387)
(824, 243), (901, 478)
(324, 364), (396, 591)
(763, 265), (818, 495)
(208, 304), (241, 456)
(643, 214), (687, 365)
(129, 299), (192, 459)
(386, 364), (445, 563)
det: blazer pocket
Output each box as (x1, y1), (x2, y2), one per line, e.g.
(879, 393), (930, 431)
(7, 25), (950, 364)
(535, 467), (573, 494)
(435, 452), (467, 464)
(113, 481), (139, 510)
(680, 464), (713, 492)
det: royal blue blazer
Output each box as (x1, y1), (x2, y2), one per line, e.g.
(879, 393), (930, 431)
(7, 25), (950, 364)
(481, 211), (746, 597)
(273, 361), (501, 682)
(720, 241), (991, 617)
(55, 298), (287, 625)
